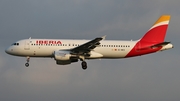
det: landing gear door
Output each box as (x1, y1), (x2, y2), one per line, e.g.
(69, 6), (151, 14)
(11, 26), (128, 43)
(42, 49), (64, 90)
(24, 40), (30, 50)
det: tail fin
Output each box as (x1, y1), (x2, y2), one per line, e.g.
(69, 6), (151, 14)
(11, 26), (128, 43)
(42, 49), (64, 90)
(140, 15), (171, 43)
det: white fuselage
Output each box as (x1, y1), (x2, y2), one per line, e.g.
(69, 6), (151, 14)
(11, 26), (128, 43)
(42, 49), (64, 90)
(6, 39), (138, 58)
(5, 38), (173, 59)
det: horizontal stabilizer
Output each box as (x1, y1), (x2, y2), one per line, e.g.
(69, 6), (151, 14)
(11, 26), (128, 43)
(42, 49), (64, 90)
(150, 42), (170, 48)
(137, 42), (170, 51)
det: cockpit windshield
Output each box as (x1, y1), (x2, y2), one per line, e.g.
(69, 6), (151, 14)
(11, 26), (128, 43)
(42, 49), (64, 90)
(12, 43), (19, 46)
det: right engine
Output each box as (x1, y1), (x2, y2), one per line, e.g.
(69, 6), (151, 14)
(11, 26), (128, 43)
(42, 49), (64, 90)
(53, 50), (78, 65)
(54, 50), (71, 61)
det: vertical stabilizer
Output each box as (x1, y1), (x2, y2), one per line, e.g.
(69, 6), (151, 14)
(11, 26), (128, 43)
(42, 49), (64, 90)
(140, 15), (170, 43)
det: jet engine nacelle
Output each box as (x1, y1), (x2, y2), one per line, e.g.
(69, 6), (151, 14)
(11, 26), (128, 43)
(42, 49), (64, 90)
(54, 50), (78, 65)
(54, 50), (71, 61)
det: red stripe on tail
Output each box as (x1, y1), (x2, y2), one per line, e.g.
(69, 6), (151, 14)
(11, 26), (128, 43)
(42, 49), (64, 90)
(140, 25), (168, 43)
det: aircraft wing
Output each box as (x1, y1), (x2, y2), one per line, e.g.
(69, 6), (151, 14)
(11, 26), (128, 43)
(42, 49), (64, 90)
(70, 36), (106, 55)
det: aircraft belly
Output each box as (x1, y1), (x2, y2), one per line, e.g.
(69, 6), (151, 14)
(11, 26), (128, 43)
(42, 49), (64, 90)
(102, 51), (129, 58)
(95, 48), (132, 58)
(34, 47), (54, 57)
(18, 46), (53, 57)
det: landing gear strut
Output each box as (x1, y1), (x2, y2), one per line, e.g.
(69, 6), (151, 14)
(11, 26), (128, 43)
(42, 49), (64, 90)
(81, 61), (87, 70)
(25, 56), (30, 67)
(79, 56), (87, 70)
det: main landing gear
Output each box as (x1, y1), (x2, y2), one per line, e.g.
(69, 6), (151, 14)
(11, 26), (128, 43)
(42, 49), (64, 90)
(81, 61), (87, 70)
(25, 56), (30, 67)
(80, 56), (87, 70)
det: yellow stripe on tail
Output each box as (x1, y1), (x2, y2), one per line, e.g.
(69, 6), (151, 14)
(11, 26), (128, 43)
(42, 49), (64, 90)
(153, 15), (170, 26)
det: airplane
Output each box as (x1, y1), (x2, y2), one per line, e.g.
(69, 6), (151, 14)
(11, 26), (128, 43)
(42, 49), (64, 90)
(5, 15), (173, 70)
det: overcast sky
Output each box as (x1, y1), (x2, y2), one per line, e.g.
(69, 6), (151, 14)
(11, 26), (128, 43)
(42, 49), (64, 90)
(0, 0), (180, 101)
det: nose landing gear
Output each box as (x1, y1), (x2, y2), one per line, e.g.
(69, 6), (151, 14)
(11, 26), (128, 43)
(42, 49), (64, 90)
(25, 56), (30, 67)
(25, 63), (29, 67)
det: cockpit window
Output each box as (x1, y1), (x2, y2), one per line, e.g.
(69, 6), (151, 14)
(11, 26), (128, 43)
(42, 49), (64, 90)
(12, 43), (16, 45)
(12, 43), (19, 46)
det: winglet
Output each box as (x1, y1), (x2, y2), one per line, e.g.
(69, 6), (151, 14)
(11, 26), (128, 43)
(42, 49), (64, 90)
(102, 35), (106, 40)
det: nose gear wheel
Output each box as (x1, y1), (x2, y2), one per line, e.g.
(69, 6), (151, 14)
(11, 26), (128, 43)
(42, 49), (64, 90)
(25, 56), (30, 67)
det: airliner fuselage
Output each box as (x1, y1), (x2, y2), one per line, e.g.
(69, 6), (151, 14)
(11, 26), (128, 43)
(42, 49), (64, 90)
(6, 39), (138, 58)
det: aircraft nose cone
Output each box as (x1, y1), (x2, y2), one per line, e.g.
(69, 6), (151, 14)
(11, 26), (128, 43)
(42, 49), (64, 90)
(5, 47), (11, 54)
